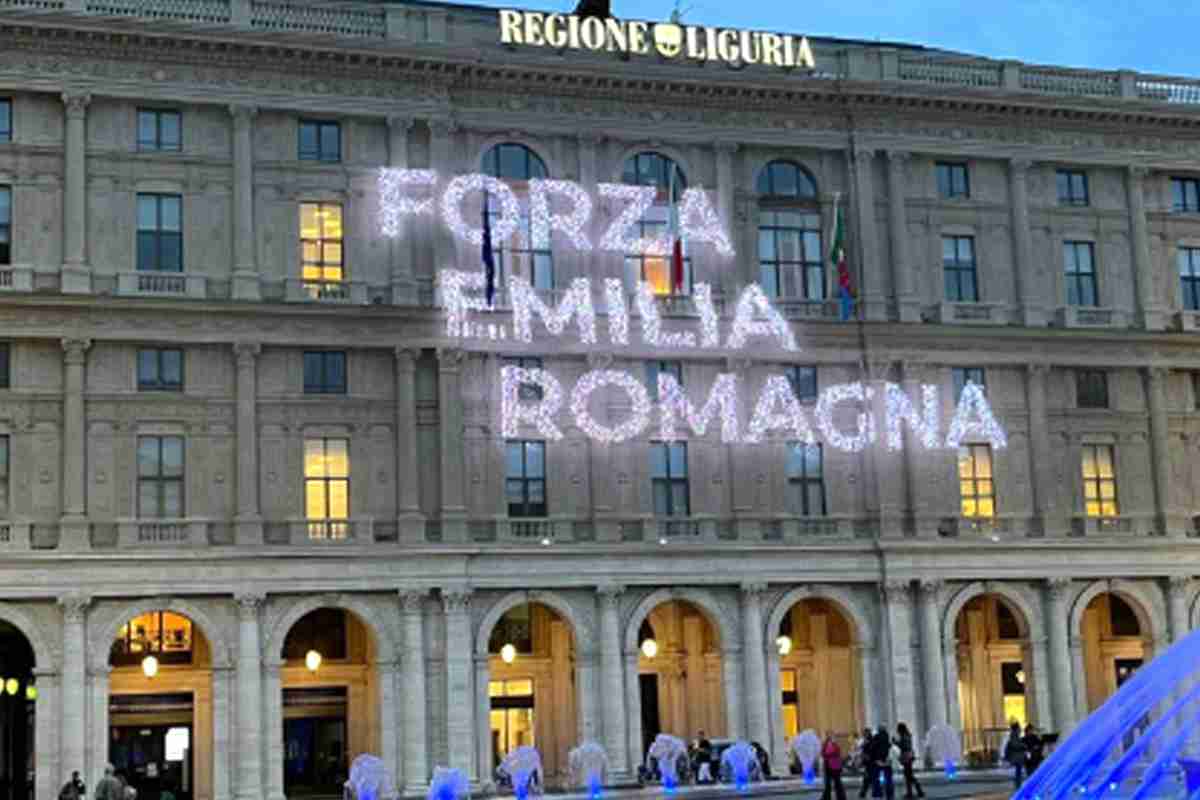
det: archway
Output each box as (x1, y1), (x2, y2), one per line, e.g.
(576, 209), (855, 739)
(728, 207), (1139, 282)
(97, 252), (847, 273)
(107, 610), (214, 800)
(0, 620), (35, 800)
(278, 608), (381, 799)
(1081, 593), (1147, 713)
(951, 595), (1029, 762)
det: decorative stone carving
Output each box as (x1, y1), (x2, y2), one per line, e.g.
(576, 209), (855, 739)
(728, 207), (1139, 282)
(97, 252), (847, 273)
(61, 338), (91, 364)
(442, 587), (472, 613)
(61, 92), (91, 118)
(235, 593), (264, 618)
(58, 595), (90, 623)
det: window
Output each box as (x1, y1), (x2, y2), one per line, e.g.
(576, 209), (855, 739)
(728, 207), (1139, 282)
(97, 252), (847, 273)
(283, 608), (348, 661)
(137, 109), (181, 152)
(482, 143), (553, 291)
(786, 443), (825, 516)
(137, 348), (183, 392)
(943, 235), (978, 303)
(757, 161), (823, 300)
(1064, 241), (1098, 307)
(0, 186), (10, 265)
(489, 679), (535, 761)
(952, 368), (986, 401)
(304, 438), (349, 538)
(300, 202), (344, 299)
(958, 444), (995, 518)
(506, 441), (546, 518)
(651, 442), (689, 516)
(1056, 170), (1089, 206)
(503, 356), (544, 401)
(488, 605), (533, 655)
(786, 365), (818, 404)
(1081, 444), (1118, 517)
(622, 152), (690, 296)
(936, 162), (970, 199)
(137, 435), (184, 518)
(303, 351), (347, 394)
(137, 194), (182, 272)
(0, 343), (9, 389)
(646, 360), (683, 392)
(0, 99), (10, 142)
(111, 611), (194, 667)
(1173, 178), (1200, 213)
(0, 435), (8, 517)
(1193, 372), (1200, 411)
(298, 120), (341, 163)
(1180, 247), (1200, 311)
(1076, 370), (1109, 409)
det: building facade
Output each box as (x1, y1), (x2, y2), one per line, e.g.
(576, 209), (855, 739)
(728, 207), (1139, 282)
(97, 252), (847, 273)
(2, 3), (1200, 800)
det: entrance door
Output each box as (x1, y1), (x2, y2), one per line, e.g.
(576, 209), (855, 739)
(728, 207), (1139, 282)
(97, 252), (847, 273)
(283, 687), (348, 798)
(640, 674), (661, 759)
(109, 693), (194, 800)
(488, 679), (535, 773)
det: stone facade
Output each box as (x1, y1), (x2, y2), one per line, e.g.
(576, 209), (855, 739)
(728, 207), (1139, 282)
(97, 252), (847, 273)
(2, 2), (1200, 799)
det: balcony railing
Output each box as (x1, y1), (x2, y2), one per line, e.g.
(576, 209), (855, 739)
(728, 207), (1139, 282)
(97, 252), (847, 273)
(928, 301), (1009, 326)
(1055, 306), (1127, 329)
(116, 519), (208, 547)
(118, 271), (208, 299)
(1070, 515), (1143, 537)
(0, 266), (32, 293)
(285, 279), (369, 304)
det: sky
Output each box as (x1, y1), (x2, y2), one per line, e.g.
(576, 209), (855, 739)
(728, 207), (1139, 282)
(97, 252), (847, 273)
(450, 0), (1199, 78)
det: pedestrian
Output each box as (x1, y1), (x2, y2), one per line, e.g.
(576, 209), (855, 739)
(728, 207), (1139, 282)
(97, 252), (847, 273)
(822, 730), (847, 800)
(1004, 721), (1027, 788)
(871, 727), (895, 800)
(895, 723), (924, 799)
(1022, 725), (1045, 774)
(752, 741), (771, 779)
(857, 728), (875, 799)
(59, 774), (82, 800)
(94, 766), (122, 800)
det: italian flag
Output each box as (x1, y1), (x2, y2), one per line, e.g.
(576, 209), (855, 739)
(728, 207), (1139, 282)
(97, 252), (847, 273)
(668, 168), (684, 294)
(830, 194), (854, 321)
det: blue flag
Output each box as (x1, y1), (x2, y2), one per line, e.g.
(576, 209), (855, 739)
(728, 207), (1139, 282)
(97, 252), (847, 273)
(482, 190), (496, 307)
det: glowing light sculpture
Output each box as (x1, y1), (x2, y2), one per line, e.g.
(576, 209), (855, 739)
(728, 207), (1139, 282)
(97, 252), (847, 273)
(885, 382), (941, 451)
(693, 282), (721, 348)
(945, 382), (1008, 449)
(500, 745), (543, 800)
(646, 734), (688, 795)
(634, 282), (696, 348)
(441, 173), (521, 245)
(604, 279), (630, 346)
(719, 741), (760, 793)
(598, 184), (665, 254)
(568, 741), (608, 800)
(570, 370), (652, 444)
(501, 366), (565, 441)
(378, 168), (437, 237)
(790, 730), (822, 785)
(530, 179), (593, 251)
(427, 767), (469, 800)
(814, 382), (876, 452)
(678, 187), (734, 257)
(656, 372), (740, 443)
(440, 270), (491, 334)
(726, 284), (797, 351)
(346, 754), (394, 800)
(924, 724), (961, 780)
(743, 375), (816, 444)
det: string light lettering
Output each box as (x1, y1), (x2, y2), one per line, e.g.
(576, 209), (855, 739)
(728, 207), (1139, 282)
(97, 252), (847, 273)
(635, 282), (696, 348)
(727, 284), (797, 351)
(693, 283), (721, 348)
(378, 168), (437, 236)
(679, 187), (734, 257)
(441, 174), (521, 245)
(814, 382), (876, 452)
(598, 184), (665, 254)
(570, 369), (652, 444)
(509, 276), (597, 344)
(605, 279), (629, 346)
(744, 375), (816, 444)
(657, 372), (741, 443)
(440, 270), (492, 336)
(885, 382), (941, 450)
(501, 366), (565, 440)
(945, 382), (1008, 449)
(530, 179), (593, 251)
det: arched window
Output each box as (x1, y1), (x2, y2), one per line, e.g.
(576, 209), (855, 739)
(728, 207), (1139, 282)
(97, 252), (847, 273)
(757, 161), (823, 300)
(481, 143), (552, 290)
(622, 151), (689, 296)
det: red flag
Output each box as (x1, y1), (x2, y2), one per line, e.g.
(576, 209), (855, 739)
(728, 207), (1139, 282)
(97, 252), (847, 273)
(668, 167), (684, 294)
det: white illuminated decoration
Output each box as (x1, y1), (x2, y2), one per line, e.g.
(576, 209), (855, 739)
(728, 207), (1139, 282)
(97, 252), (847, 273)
(440, 270), (492, 335)
(693, 283), (721, 348)
(570, 370), (652, 444)
(814, 382), (876, 452)
(441, 174), (521, 245)
(945, 382), (1008, 449)
(679, 187), (734, 257)
(885, 382), (941, 451)
(501, 366), (565, 440)
(510, 276), (596, 345)
(530, 179), (593, 251)
(744, 375), (816, 444)
(598, 184), (665, 254)
(605, 279), (629, 346)
(727, 284), (797, 351)
(635, 282), (696, 348)
(657, 373), (740, 443)
(378, 168), (437, 236)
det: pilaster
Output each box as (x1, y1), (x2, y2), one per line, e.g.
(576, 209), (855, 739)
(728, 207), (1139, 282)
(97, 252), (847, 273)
(1025, 364), (1054, 536)
(234, 593), (264, 800)
(917, 579), (947, 733)
(230, 105), (260, 300)
(61, 92), (91, 293)
(1144, 367), (1182, 536)
(851, 146), (885, 321)
(388, 115), (419, 304)
(1009, 158), (1045, 326)
(437, 348), (467, 542)
(60, 338), (91, 550)
(1127, 166), (1166, 330)
(394, 347), (425, 543)
(58, 594), (89, 783)
(739, 582), (771, 757)
(597, 584), (630, 778)
(400, 589), (430, 792)
(1044, 578), (1075, 732)
(442, 588), (476, 781)
(881, 579), (917, 728)
(234, 342), (263, 545)
(885, 150), (920, 322)
(1167, 576), (1192, 642)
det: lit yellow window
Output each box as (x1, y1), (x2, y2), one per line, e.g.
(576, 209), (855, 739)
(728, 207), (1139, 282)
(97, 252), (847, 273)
(299, 203), (344, 293)
(958, 444), (995, 518)
(1082, 444), (1118, 517)
(304, 437), (349, 537)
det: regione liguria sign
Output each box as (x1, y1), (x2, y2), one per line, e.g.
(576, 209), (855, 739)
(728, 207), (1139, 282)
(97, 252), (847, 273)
(498, 9), (816, 69)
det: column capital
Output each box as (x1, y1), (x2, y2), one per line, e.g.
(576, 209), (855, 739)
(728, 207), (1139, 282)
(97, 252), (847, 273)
(61, 338), (91, 364)
(1127, 164), (1151, 180)
(234, 341), (261, 366)
(61, 92), (91, 118)
(740, 581), (769, 598)
(235, 592), (265, 617)
(394, 346), (421, 368)
(428, 116), (460, 137)
(1169, 575), (1193, 591)
(918, 578), (944, 597)
(1143, 365), (1170, 384)
(399, 589), (427, 613)
(881, 579), (910, 600)
(866, 357), (896, 382)
(441, 586), (472, 613)
(1009, 157), (1034, 173)
(852, 144), (876, 166)
(576, 132), (605, 149)
(715, 140), (739, 156)
(597, 582), (625, 602)
(58, 594), (91, 622)
(436, 346), (465, 370)
(228, 104), (258, 125)
(1026, 362), (1051, 378)
(387, 115), (416, 132)
(884, 149), (911, 166)
(1046, 576), (1073, 600)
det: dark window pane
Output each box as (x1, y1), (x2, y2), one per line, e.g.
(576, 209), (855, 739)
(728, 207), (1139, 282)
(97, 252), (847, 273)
(303, 352), (322, 393)
(160, 233), (182, 272)
(299, 122), (318, 159)
(0, 100), (10, 141)
(138, 111), (157, 148)
(161, 349), (183, 387)
(138, 349), (158, 386)
(320, 123), (340, 161)
(327, 352), (346, 393)
(160, 112), (181, 150)
(137, 231), (157, 271)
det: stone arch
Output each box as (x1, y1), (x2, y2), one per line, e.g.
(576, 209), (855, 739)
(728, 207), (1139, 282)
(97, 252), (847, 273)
(608, 144), (696, 186)
(1069, 579), (1165, 647)
(475, 589), (592, 657)
(474, 137), (560, 180)
(942, 581), (1040, 647)
(0, 601), (56, 671)
(623, 587), (732, 654)
(89, 597), (233, 671)
(763, 584), (873, 645)
(1188, 582), (1200, 631)
(752, 158), (820, 198)
(265, 594), (398, 663)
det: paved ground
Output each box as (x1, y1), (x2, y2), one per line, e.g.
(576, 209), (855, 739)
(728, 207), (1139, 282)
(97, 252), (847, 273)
(542, 772), (1015, 800)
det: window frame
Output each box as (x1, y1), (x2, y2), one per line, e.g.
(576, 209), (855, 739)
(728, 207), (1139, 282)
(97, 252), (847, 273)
(298, 119), (342, 163)
(483, 143), (553, 291)
(502, 356), (544, 402)
(304, 436), (350, 539)
(1076, 369), (1109, 409)
(0, 185), (10, 266)
(302, 351), (348, 395)
(1173, 177), (1200, 213)
(0, 434), (9, 519)
(137, 108), (182, 153)
(942, 234), (979, 303)
(137, 435), (185, 519)
(1064, 240), (1098, 308)
(952, 367), (986, 401)
(1180, 247), (1200, 311)
(0, 343), (10, 390)
(1081, 443), (1119, 517)
(786, 365), (818, 405)
(137, 347), (184, 392)
(958, 443), (996, 519)
(622, 151), (692, 296)
(1056, 169), (1090, 206)
(650, 441), (690, 517)
(646, 360), (684, 393)
(136, 193), (183, 273)
(785, 442), (826, 517)
(757, 160), (823, 301)
(506, 440), (547, 518)
(935, 162), (970, 199)
(0, 99), (11, 143)
(299, 201), (345, 298)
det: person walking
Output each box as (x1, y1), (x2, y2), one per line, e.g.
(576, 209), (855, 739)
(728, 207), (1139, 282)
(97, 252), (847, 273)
(871, 727), (895, 800)
(822, 731), (847, 800)
(1004, 721), (1028, 789)
(856, 728), (875, 799)
(1022, 725), (1045, 775)
(94, 766), (122, 800)
(895, 723), (925, 800)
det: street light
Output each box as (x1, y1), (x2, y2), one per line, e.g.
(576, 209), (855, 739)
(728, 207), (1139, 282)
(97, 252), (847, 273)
(641, 638), (658, 659)
(305, 649), (322, 672)
(141, 656), (159, 678)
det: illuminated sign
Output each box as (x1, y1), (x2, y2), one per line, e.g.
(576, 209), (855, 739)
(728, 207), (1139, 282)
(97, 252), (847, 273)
(498, 9), (816, 70)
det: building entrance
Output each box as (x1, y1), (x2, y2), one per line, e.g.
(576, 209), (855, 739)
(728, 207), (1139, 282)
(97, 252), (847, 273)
(109, 708), (193, 800)
(283, 688), (348, 797)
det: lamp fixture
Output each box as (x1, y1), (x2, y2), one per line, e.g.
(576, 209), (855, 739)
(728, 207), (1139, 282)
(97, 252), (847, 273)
(305, 650), (322, 672)
(4, 678), (17, 696)
(24, 684), (36, 701)
(500, 643), (517, 664)
(641, 638), (658, 659)
(141, 656), (159, 679)
(776, 635), (793, 656)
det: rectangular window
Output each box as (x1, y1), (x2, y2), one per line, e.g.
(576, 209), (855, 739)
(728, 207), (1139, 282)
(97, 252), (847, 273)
(1056, 170), (1089, 206)
(936, 162), (970, 199)
(137, 109), (182, 152)
(503, 356), (544, 401)
(137, 348), (183, 392)
(958, 444), (995, 518)
(0, 343), (10, 389)
(300, 202), (344, 299)
(651, 442), (689, 516)
(0, 186), (10, 265)
(786, 365), (818, 404)
(137, 194), (183, 272)
(137, 435), (184, 519)
(299, 120), (341, 163)
(1173, 178), (1200, 213)
(304, 438), (349, 539)
(0, 99), (10, 143)
(1081, 444), (1118, 517)
(0, 434), (9, 517)
(786, 443), (825, 516)
(1194, 372), (1200, 411)
(758, 210), (824, 300)
(505, 440), (546, 518)
(1064, 241), (1098, 307)
(952, 367), (986, 401)
(943, 235), (978, 303)
(646, 360), (683, 392)
(1076, 370), (1109, 409)
(1181, 247), (1200, 311)
(303, 351), (347, 394)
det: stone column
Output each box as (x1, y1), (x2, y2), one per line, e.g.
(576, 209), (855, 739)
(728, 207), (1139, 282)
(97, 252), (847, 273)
(714, 141), (739, 285)
(917, 579), (947, 733)
(428, 118), (459, 273)
(851, 146), (885, 320)
(33, 667), (60, 800)
(387, 115), (417, 304)
(1027, 636), (1053, 732)
(436, 349), (467, 541)
(1126, 166), (1165, 330)
(234, 343), (262, 545)
(576, 650), (600, 744)
(882, 580), (917, 728)
(1009, 159), (1043, 326)
(234, 594), (264, 800)
(721, 646), (744, 739)
(1025, 364), (1053, 536)
(263, 657), (285, 800)
(394, 348), (425, 543)
(473, 655), (491, 786)
(58, 595), (88, 782)
(399, 590), (429, 793)
(624, 651), (643, 769)
(885, 150), (920, 322)
(740, 583), (771, 753)
(1045, 578), (1075, 732)
(211, 665), (233, 800)
(857, 644), (880, 729)
(60, 339), (91, 549)
(442, 588), (476, 780)
(1144, 367), (1180, 536)
(1168, 576), (1191, 642)
(597, 585), (629, 777)
(376, 659), (400, 786)
(230, 105), (260, 300)
(61, 92), (91, 293)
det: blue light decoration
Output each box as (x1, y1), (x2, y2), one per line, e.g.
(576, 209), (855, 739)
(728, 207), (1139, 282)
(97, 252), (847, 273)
(719, 741), (759, 794)
(428, 767), (469, 800)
